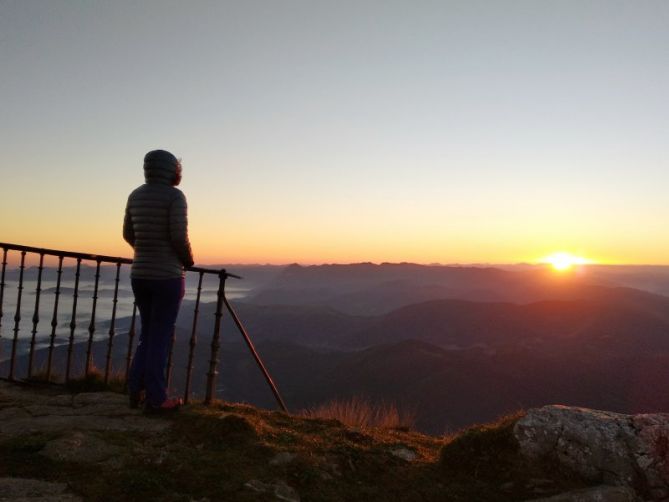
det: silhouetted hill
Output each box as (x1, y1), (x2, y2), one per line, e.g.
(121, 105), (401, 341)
(248, 263), (525, 314)
(168, 283), (669, 354)
(345, 294), (669, 352)
(175, 301), (373, 349)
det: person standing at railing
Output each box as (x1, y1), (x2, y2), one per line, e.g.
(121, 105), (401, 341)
(123, 149), (194, 413)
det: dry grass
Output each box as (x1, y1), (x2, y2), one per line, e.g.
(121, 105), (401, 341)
(299, 396), (416, 430)
(24, 364), (61, 384)
(65, 363), (126, 393)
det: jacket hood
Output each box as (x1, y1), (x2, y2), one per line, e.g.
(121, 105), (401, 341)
(143, 149), (178, 185)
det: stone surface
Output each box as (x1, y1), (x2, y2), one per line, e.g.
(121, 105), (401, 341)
(40, 431), (122, 463)
(244, 479), (273, 493)
(0, 407), (31, 421)
(72, 392), (126, 408)
(244, 479), (300, 501)
(0, 387), (170, 439)
(0, 385), (177, 499)
(269, 452), (297, 466)
(0, 477), (82, 501)
(515, 405), (669, 500)
(528, 485), (641, 502)
(43, 395), (74, 407)
(22, 403), (135, 418)
(274, 481), (300, 502)
(0, 413), (169, 437)
(390, 446), (417, 461)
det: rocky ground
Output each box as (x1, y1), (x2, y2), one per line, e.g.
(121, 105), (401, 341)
(0, 379), (664, 501)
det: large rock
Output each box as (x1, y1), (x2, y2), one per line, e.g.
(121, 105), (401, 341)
(514, 405), (669, 500)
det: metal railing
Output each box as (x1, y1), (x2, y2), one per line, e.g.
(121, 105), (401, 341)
(0, 242), (287, 412)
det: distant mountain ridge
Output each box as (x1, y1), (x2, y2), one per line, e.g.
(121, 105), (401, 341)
(178, 283), (669, 353)
(246, 262), (669, 314)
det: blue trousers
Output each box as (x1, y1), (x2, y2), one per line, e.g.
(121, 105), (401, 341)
(128, 277), (184, 407)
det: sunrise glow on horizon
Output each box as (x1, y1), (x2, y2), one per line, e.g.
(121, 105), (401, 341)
(539, 252), (593, 272)
(1, 2), (668, 267)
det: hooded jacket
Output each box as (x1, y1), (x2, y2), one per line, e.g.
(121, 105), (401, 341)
(123, 150), (194, 279)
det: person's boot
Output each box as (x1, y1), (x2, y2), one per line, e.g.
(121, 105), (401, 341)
(144, 397), (183, 415)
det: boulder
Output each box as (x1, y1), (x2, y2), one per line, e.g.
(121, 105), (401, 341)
(514, 405), (669, 500)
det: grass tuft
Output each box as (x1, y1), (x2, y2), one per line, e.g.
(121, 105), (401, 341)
(25, 364), (62, 385)
(65, 364), (126, 394)
(439, 411), (524, 475)
(299, 396), (416, 430)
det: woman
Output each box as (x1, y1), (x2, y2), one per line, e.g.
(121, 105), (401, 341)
(123, 149), (194, 412)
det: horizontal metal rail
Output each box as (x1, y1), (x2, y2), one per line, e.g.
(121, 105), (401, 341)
(0, 242), (240, 278)
(0, 241), (286, 412)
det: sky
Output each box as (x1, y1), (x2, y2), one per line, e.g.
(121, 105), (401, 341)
(1, 0), (667, 265)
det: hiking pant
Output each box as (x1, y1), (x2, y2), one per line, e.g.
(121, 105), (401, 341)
(128, 277), (184, 407)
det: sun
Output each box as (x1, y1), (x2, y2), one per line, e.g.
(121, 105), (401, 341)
(540, 252), (591, 272)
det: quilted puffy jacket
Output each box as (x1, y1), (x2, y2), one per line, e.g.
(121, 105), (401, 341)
(123, 150), (194, 279)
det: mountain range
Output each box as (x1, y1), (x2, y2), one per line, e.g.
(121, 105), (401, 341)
(3, 262), (669, 434)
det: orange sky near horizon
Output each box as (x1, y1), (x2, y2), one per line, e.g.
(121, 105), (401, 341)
(1, 207), (664, 267)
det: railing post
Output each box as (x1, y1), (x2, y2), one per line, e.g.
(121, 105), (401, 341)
(0, 247), (8, 349)
(204, 270), (226, 405)
(85, 258), (102, 376)
(65, 258), (82, 382)
(45, 255), (64, 380)
(28, 253), (45, 378)
(104, 262), (121, 384)
(9, 251), (26, 381)
(184, 271), (204, 403)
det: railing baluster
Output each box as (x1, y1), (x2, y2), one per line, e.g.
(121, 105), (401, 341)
(9, 251), (26, 381)
(205, 271), (226, 404)
(0, 247), (8, 357)
(28, 253), (45, 378)
(65, 258), (81, 382)
(45, 255), (64, 381)
(124, 302), (137, 384)
(184, 271), (204, 403)
(104, 262), (121, 384)
(85, 259), (102, 376)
